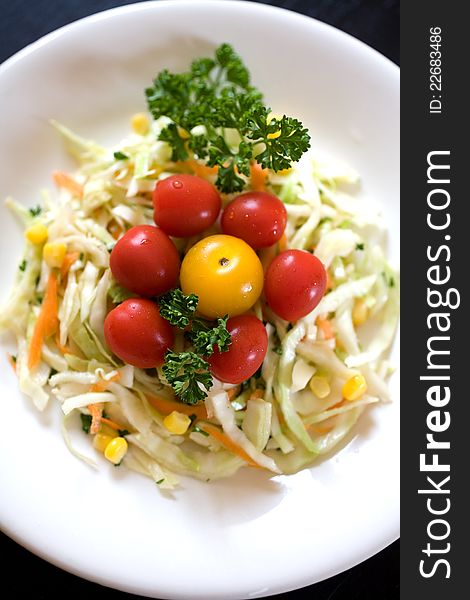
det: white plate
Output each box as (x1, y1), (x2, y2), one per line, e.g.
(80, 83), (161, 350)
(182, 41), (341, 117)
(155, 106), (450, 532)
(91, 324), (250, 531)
(0, 1), (399, 598)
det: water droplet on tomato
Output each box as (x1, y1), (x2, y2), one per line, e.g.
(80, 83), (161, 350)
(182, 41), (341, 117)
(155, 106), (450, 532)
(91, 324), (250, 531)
(172, 180), (183, 189)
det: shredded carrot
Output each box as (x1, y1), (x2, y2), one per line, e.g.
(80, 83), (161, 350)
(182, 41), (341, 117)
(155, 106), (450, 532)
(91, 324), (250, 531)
(52, 170), (83, 199)
(200, 423), (260, 468)
(316, 316), (334, 340)
(7, 353), (17, 373)
(311, 423), (335, 435)
(278, 233), (287, 252)
(250, 161), (268, 191)
(90, 372), (121, 393)
(146, 394), (207, 420)
(186, 160), (218, 178)
(249, 389), (264, 401)
(54, 330), (71, 355)
(87, 402), (104, 434)
(226, 386), (241, 401)
(28, 271), (59, 370)
(100, 417), (126, 432)
(108, 221), (124, 240)
(60, 251), (80, 281)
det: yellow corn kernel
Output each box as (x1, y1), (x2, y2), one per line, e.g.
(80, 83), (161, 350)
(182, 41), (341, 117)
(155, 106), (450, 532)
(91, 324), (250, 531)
(93, 433), (114, 453)
(342, 374), (367, 402)
(352, 298), (368, 326)
(131, 112), (150, 135)
(267, 130), (281, 140)
(104, 436), (128, 465)
(309, 375), (331, 399)
(177, 126), (191, 140)
(25, 223), (48, 245)
(163, 411), (191, 435)
(43, 242), (67, 268)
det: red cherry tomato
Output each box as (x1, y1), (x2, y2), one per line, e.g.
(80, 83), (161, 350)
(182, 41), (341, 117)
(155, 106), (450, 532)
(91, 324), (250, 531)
(104, 298), (174, 368)
(153, 174), (221, 237)
(221, 191), (287, 249)
(264, 250), (327, 321)
(208, 315), (268, 384)
(110, 225), (180, 297)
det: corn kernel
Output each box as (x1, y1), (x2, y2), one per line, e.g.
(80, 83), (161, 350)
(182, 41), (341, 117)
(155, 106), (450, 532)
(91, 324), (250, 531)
(104, 436), (128, 464)
(131, 112), (150, 135)
(277, 168), (293, 176)
(43, 242), (67, 268)
(93, 433), (114, 453)
(309, 375), (331, 399)
(342, 374), (367, 402)
(267, 130), (281, 140)
(25, 223), (48, 245)
(352, 298), (368, 326)
(163, 411), (191, 435)
(177, 126), (191, 140)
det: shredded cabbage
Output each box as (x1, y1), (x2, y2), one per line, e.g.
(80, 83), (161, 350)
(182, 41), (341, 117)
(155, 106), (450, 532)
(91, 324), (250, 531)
(1, 116), (398, 491)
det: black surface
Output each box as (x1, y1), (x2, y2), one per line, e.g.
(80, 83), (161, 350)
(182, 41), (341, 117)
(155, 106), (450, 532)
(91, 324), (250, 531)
(0, 1), (399, 598)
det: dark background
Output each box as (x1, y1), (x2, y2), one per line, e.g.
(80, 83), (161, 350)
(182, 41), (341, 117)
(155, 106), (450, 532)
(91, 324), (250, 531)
(0, 1), (399, 598)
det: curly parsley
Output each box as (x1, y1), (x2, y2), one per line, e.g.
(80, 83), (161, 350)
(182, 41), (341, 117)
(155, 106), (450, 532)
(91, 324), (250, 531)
(162, 351), (213, 405)
(145, 43), (310, 193)
(158, 290), (231, 405)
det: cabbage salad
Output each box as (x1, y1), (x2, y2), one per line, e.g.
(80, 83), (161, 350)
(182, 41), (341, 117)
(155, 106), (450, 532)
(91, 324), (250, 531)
(1, 45), (398, 490)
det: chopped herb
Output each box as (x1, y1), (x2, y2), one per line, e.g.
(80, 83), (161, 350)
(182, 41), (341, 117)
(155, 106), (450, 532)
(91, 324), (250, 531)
(159, 289), (231, 356)
(79, 252), (85, 261)
(355, 243), (365, 251)
(11, 355), (17, 363)
(19, 260), (27, 272)
(159, 288), (198, 328)
(273, 346), (283, 356)
(318, 217), (333, 225)
(35, 275), (40, 286)
(36, 295), (43, 304)
(118, 429), (130, 437)
(162, 350), (213, 405)
(189, 315), (231, 356)
(156, 478), (165, 485)
(80, 413), (92, 434)
(50, 368), (58, 377)
(389, 276), (395, 288)
(28, 205), (42, 217)
(193, 425), (209, 437)
(113, 151), (129, 160)
(145, 43), (310, 193)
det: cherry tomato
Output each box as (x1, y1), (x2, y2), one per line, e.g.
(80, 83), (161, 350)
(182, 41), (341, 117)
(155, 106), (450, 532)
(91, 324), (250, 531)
(153, 174), (221, 237)
(221, 191), (287, 249)
(180, 234), (263, 319)
(104, 298), (174, 368)
(264, 250), (327, 321)
(208, 315), (268, 384)
(110, 225), (180, 297)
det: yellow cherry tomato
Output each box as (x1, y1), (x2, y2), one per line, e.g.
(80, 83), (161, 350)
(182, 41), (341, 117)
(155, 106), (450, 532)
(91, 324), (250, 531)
(180, 234), (264, 318)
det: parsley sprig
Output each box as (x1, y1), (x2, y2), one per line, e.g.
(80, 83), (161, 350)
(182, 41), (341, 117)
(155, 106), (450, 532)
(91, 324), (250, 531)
(162, 351), (213, 405)
(158, 289), (231, 405)
(145, 43), (310, 193)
